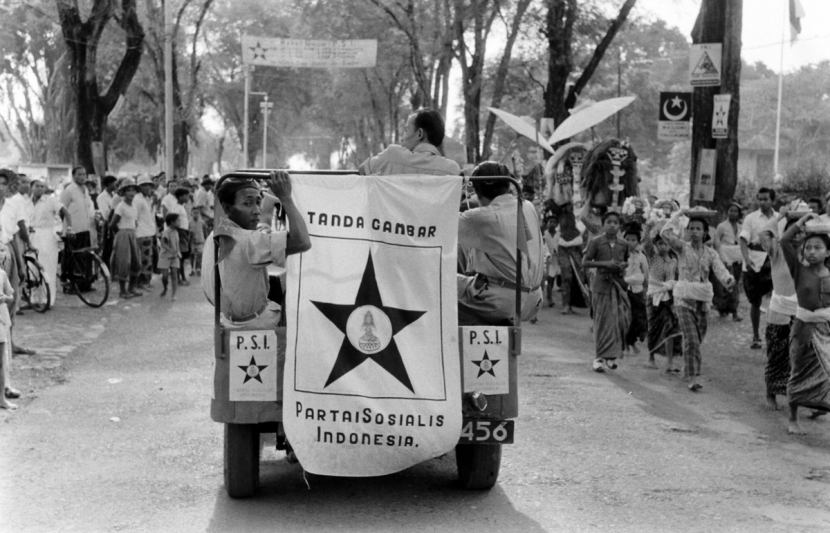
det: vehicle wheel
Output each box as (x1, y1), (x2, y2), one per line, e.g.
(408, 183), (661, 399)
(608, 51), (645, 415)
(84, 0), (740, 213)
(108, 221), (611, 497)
(74, 252), (111, 308)
(456, 443), (501, 490)
(224, 423), (260, 498)
(22, 256), (50, 313)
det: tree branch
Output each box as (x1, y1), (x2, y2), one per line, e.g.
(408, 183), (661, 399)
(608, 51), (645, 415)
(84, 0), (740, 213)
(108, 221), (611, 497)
(567, 0), (636, 105)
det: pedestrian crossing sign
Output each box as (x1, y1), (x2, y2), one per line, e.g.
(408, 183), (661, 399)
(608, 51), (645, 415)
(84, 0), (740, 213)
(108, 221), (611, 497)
(689, 44), (722, 87)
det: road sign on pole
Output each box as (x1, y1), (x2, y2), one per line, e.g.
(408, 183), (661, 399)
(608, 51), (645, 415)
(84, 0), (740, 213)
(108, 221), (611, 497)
(689, 43), (722, 87)
(658, 92), (692, 141)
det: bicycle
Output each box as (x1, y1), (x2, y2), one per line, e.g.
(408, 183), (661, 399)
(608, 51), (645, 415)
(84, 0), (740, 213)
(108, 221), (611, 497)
(21, 249), (51, 313)
(59, 236), (111, 308)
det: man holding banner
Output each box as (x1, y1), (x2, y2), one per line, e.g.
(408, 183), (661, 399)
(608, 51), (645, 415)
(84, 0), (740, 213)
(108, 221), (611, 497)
(201, 171), (311, 329)
(457, 162), (544, 325)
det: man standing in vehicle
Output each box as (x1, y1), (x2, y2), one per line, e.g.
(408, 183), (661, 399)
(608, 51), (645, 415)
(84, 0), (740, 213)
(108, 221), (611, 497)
(457, 162), (544, 325)
(201, 170), (311, 329)
(358, 108), (460, 176)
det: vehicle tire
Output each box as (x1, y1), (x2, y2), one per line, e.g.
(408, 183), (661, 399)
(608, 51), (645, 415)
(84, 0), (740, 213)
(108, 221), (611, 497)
(224, 423), (260, 498)
(22, 256), (51, 313)
(456, 443), (501, 490)
(73, 251), (111, 308)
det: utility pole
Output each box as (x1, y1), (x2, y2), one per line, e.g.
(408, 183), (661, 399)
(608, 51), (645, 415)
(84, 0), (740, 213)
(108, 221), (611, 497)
(260, 96), (273, 169)
(163, 0), (174, 180)
(690, 0), (743, 212)
(616, 47), (622, 138)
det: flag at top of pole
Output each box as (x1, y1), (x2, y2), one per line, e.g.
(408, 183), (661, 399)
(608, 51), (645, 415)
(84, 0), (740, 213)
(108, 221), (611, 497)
(790, 0), (805, 42)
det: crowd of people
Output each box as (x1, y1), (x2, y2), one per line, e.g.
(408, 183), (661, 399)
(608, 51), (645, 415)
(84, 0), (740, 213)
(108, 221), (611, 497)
(532, 182), (830, 432)
(0, 167), (215, 410)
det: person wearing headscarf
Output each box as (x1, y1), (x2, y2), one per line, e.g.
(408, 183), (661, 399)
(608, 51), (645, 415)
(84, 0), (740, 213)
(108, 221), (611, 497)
(713, 202), (744, 321)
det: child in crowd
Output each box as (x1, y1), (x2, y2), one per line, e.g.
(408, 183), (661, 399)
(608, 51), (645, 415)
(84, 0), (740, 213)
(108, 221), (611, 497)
(159, 213), (181, 301)
(759, 211), (800, 411)
(109, 178), (143, 299)
(0, 267), (15, 410)
(780, 213), (830, 434)
(543, 217), (558, 308)
(661, 211), (735, 391)
(623, 223), (649, 356)
(190, 207), (207, 276)
(583, 211), (630, 372)
(646, 234), (680, 371)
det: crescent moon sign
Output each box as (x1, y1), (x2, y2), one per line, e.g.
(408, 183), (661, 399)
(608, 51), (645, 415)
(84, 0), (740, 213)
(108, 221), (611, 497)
(663, 99), (688, 121)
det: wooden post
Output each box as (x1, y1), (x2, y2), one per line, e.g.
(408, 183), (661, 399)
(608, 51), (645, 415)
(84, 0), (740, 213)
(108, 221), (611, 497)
(690, 0), (743, 212)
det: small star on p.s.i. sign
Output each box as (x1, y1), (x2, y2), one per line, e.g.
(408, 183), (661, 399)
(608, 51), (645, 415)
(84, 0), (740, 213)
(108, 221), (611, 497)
(471, 351), (500, 378)
(238, 356), (268, 384)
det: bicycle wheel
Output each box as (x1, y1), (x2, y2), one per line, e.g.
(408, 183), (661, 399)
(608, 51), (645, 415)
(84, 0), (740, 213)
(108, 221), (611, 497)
(72, 251), (111, 308)
(22, 256), (51, 313)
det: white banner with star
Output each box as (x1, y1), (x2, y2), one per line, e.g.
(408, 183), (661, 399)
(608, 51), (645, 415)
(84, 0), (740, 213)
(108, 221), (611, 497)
(241, 35), (377, 68)
(284, 174), (463, 477)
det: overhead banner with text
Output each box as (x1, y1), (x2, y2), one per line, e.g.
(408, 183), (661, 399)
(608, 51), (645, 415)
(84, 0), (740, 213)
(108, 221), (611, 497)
(284, 174), (463, 477)
(241, 35), (377, 68)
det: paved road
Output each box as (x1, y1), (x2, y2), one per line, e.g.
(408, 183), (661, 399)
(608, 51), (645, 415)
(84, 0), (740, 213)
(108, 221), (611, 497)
(3, 285), (830, 532)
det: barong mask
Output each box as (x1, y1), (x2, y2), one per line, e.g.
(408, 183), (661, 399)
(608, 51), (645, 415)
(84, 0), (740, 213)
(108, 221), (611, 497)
(581, 139), (639, 213)
(545, 143), (587, 207)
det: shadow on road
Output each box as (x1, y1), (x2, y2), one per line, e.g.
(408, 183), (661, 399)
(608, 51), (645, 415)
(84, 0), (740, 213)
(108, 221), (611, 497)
(206, 450), (547, 533)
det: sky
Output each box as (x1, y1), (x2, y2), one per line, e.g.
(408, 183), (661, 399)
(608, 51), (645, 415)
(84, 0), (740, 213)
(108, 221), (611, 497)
(639, 0), (830, 72)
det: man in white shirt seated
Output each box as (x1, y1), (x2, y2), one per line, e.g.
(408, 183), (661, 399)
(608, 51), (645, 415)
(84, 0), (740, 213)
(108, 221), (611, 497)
(358, 108), (460, 176)
(202, 171), (311, 329)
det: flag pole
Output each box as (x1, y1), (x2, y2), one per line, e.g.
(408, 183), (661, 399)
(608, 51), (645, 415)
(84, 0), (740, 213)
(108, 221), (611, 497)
(773, 0), (786, 180)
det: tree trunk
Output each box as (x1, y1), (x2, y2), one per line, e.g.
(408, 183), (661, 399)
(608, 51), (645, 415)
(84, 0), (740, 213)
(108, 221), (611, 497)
(57, 0), (145, 173)
(690, 0), (742, 211)
(543, 0), (636, 136)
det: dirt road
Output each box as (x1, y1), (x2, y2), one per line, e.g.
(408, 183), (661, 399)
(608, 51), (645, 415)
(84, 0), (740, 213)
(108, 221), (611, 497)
(2, 288), (830, 532)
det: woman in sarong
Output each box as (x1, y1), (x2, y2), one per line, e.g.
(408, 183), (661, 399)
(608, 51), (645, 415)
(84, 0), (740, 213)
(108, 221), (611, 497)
(623, 223), (648, 355)
(661, 210), (735, 391)
(583, 211), (630, 372)
(759, 212), (800, 411)
(713, 203), (743, 320)
(646, 234), (680, 371)
(109, 178), (143, 299)
(780, 213), (830, 434)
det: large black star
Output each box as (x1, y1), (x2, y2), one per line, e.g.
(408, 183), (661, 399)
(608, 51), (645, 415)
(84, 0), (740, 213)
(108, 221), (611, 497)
(311, 253), (425, 393)
(471, 351), (500, 378)
(238, 356), (268, 384)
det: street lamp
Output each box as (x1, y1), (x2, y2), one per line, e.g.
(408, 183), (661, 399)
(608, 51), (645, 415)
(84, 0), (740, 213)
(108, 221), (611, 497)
(260, 95), (273, 169)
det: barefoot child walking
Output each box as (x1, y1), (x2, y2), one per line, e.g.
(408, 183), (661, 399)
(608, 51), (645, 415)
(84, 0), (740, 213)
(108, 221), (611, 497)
(759, 210), (800, 411)
(159, 213), (181, 300)
(623, 223), (648, 356)
(660, 210), (735, 391)
(645, 234), (681, 371)
(780, 213), (830, 434)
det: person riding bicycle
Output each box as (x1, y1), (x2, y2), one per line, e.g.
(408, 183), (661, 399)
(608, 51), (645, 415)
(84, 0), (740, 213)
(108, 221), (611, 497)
(201, 170), (311, 329)
(457, 162), (545, 326)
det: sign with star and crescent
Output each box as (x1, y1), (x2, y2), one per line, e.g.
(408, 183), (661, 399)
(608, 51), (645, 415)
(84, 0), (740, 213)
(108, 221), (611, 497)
(283, 173), (464, 477)
(658, 92), (692, 141)
(241, 35), (377, 69)
(461, 326), (509, 395)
